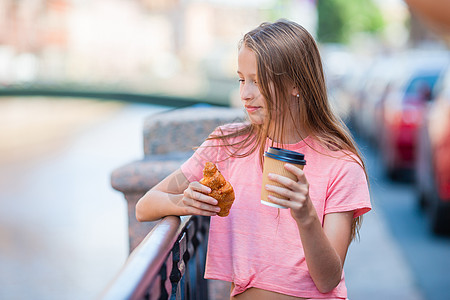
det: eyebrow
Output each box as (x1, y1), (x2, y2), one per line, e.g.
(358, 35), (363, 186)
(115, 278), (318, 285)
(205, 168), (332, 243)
(237, 71), (257, 76)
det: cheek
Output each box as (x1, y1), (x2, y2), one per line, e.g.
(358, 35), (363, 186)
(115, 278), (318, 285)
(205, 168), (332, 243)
(256, 107), (268, 123)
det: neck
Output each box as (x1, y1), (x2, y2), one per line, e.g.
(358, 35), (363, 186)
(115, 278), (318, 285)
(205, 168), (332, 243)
(267, 123), (308, 144)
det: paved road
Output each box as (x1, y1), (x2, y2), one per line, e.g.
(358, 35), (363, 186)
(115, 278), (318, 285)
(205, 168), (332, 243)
(1, 99), (448, 299)
(354, 136), (450, 300)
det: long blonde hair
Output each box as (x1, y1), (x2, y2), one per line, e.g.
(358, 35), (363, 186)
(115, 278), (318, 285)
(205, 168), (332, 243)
(210, 19), (367, 240)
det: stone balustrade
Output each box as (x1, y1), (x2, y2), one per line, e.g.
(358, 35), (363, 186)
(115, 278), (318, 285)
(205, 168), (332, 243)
(111, 105), (245, 251)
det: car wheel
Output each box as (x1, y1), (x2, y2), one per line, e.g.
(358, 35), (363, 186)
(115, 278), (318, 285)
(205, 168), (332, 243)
(418, 190), (427, 210)
(387, 165), (401, 181)
(428, 189), (450, 235)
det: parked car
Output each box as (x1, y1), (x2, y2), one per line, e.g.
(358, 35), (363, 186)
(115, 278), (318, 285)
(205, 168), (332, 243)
(350, 52), (419, 145)
(416, 64), (450, 234)
(378, 53), (449, 180)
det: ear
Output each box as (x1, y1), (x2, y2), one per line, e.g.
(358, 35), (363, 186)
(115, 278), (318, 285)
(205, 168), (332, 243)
(291, 86), (299, 97)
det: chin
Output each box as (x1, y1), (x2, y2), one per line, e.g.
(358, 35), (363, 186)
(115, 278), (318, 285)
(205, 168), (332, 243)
(246, 112), (265, 125)
(248, 117), (264, 125)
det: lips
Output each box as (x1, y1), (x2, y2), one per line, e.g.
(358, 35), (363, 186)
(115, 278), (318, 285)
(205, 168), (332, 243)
(245, 105), (261, 113)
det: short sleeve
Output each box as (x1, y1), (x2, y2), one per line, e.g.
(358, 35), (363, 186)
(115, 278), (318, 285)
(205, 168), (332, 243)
(324, 157), (371, 218)
(180, 123), (247, 182)
(180, 130), (221, 183)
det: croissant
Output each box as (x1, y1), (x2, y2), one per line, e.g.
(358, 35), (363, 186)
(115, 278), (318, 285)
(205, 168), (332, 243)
(200, 162), (235, 217)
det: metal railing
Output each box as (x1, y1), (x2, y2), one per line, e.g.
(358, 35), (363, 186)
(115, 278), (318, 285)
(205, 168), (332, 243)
(100, 215), (210, 300)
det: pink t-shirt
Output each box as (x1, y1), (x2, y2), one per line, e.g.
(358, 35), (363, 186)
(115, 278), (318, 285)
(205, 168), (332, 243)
(180, 125), (371, 299)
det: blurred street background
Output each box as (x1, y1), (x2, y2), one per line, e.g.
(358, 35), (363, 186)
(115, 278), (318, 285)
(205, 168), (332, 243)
(1, 0), (450, 299)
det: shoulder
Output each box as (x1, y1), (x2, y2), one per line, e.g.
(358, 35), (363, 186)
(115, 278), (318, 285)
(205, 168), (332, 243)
(211, 122), (250, 136)
(208, 122), (252, 145)
(192, 122), (250, 161)
(304, 137), (366, 180)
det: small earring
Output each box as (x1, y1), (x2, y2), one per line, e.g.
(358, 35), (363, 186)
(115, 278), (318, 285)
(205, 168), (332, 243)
(296, 94), (300, 98)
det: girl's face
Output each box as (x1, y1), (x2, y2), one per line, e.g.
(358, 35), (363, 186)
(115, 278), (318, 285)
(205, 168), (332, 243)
(237, 46), (266, 125)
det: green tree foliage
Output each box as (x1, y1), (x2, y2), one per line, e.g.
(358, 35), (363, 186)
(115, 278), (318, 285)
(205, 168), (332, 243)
(318, 0), (385, 44)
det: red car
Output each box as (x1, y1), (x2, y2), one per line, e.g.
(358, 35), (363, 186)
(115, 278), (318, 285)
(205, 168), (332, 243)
(379, 61), (447, 180)
(416, 65), (450, 234)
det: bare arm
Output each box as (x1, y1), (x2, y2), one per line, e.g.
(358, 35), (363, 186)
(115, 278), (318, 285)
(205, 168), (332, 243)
(295, 209), (353, 293)
(265, 164), (353, 293)
(136, 168), (220, 222)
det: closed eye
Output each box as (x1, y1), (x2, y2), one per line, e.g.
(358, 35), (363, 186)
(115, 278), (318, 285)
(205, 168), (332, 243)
(238, 79), (258, 85)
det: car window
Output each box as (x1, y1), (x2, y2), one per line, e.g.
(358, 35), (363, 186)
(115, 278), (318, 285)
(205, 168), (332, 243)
(443, 70), (450, 102)
(404, 74), (439, 102)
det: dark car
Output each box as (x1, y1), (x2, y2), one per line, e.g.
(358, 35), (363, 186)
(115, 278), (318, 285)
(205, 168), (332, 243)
(416, 64), (450, 234)
(350, 55), (400, 144)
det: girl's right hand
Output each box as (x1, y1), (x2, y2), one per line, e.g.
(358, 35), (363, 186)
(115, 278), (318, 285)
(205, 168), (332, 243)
(181, 182), (220, 216)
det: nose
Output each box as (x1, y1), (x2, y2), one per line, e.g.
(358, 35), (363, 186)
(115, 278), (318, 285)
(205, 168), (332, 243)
(240, 82), (256, 101)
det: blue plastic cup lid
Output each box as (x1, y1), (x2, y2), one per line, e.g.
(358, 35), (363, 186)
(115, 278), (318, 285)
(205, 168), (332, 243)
(264, 147), (306, 165)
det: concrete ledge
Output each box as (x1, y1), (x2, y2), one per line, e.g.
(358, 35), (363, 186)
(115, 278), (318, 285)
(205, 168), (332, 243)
(111, 155), (191, 194)
(143, 106), (244, 156)
(111, 105), (246, 251)
(112, 106), (245, 195)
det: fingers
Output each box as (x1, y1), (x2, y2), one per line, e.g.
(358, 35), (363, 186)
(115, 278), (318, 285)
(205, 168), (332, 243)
(265, 164), (312, 222)
(265, 163), (309, 203)
(182, 182), (220, 216)
(190, 181), (212, 195)
(284, 163), (307, 183)
(267, 173), (296, 190)
(187, 206), (220, 217)
(267, 194), (304, 210)
(186, 182), (217, 205)
(267, 163), (308, 188)
(265, 183), (296, 199)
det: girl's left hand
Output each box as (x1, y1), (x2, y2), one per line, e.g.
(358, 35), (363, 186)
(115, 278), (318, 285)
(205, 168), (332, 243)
(265, 163), (314, 223)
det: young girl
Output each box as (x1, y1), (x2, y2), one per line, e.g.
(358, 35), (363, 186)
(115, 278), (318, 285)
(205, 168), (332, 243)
(136, 19), (371, 300)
